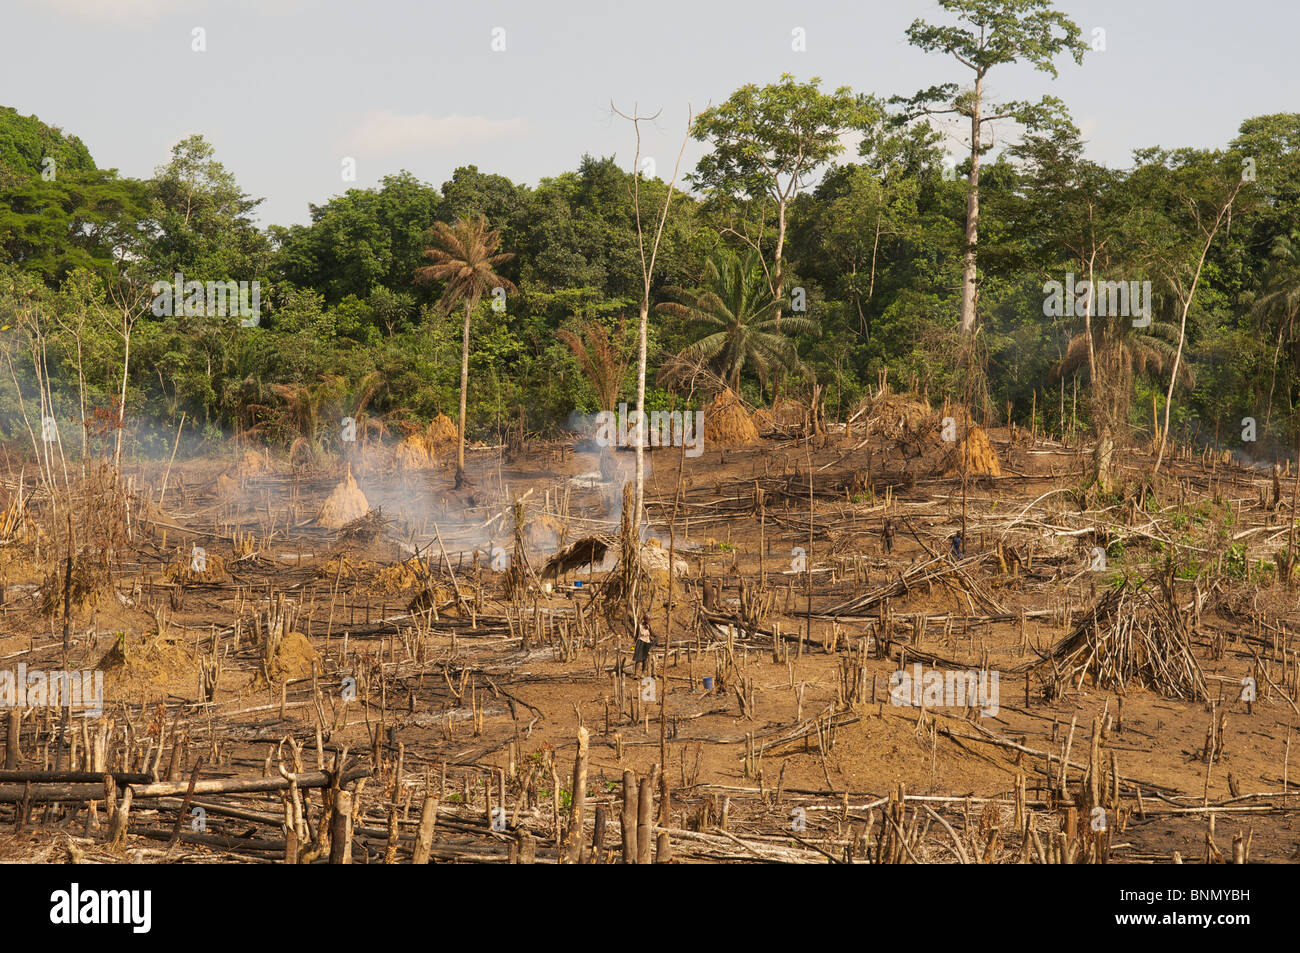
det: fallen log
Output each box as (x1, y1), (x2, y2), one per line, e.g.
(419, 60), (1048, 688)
(0, 770), (153, 785)
(128, 766), (370, 799)
(0, 766), (372, 804)
(0, 782), (104, 803)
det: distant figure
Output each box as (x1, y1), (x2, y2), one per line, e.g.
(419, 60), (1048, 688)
(882, 518), (895, 554)
(950, 533), (964, 559)
(634, 612), (654, 675)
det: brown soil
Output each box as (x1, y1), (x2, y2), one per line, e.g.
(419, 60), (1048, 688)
(2, 404), (1298, 864)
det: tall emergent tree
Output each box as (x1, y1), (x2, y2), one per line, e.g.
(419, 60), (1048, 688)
(690, 75), (874, 319)
(148, 134), (268, 279)
(416, 215), (515, 483)
(896, 0), (1087, 334)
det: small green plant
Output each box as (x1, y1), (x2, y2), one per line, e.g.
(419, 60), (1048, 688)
(1251, 559), (1276, 585)
(1224, 543), (1247, 579)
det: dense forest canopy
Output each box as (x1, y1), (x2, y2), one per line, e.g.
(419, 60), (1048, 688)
(1, 26), (1298, 472)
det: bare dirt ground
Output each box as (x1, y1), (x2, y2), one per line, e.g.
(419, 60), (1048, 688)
(2, 396), (1299, 864)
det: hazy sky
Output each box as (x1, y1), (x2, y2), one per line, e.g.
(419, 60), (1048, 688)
(6, 0), (1295, 227)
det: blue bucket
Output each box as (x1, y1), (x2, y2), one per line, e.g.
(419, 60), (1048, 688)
(574, 580), (584, 588)
(703, 676), (714, 692)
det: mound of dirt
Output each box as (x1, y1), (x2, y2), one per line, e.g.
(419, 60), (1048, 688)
(943, 425), (1002, 478)
(525, 514), (566, 551)
(318, 467), (369, 528)
(705, 389), (759, 446)
(752, 398), (806, 433)
(393, 415), (458, 470)
(234, 449), (271, 478)
(395, 436), (434, 470)
(263, 630), (321, 683)
(98, 629), (196, 693)
(373, 557), (430, 593)
(860, 392), (937, 436)
(214, 473), (239, 498)
(40, 560), (112, 616)
(408, 581), (462, 615)
(426, 413), (458, 457)
(638, 540), (688, 587)
(317, 554), (361, 580)
(598, 446), (621, 482)
(292, 437), (328, 470)
(164, 549), (228, 584)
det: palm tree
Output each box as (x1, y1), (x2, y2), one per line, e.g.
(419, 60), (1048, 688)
(1054, 309), (1192, 487)
(1251, 230), (1300, 436)
(557, 317), (630, 412)
(416, 215), (515, 483)
(656, 249), (817, 394)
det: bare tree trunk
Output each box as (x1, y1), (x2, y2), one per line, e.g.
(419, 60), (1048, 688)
(634, 299), (647, 530)
(1094, 422), (1114, 489)
(457, 298), (472, 482)
(1082, 251), (1110, 489)
(1153, 186), (1241, 476)
(613, 103), (692, 536)
(772, 198), (788, 321)
(960, 74), (983, 335)
(114, 325), (130, 473)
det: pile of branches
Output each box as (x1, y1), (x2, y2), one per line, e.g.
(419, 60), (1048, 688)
(815, 551), (1002, 619)
(1028, 577), (1208, 701)
(336, 507), (392, 545)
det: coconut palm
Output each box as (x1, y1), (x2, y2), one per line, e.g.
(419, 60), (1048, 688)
(655, 249), (817, 394)
(416, 215), (515, 482)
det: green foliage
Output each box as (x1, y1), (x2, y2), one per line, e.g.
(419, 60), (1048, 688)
(271, 171), (444, 303)
(0, 109), (148, 282)
(656, 248), (817, 393)
(0, 76), (1297, 465)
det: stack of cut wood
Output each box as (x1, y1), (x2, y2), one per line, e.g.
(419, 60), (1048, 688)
(1023, 580), (1208, 701)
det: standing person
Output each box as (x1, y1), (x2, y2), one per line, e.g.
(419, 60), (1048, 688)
(634, 611), (654, 675)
